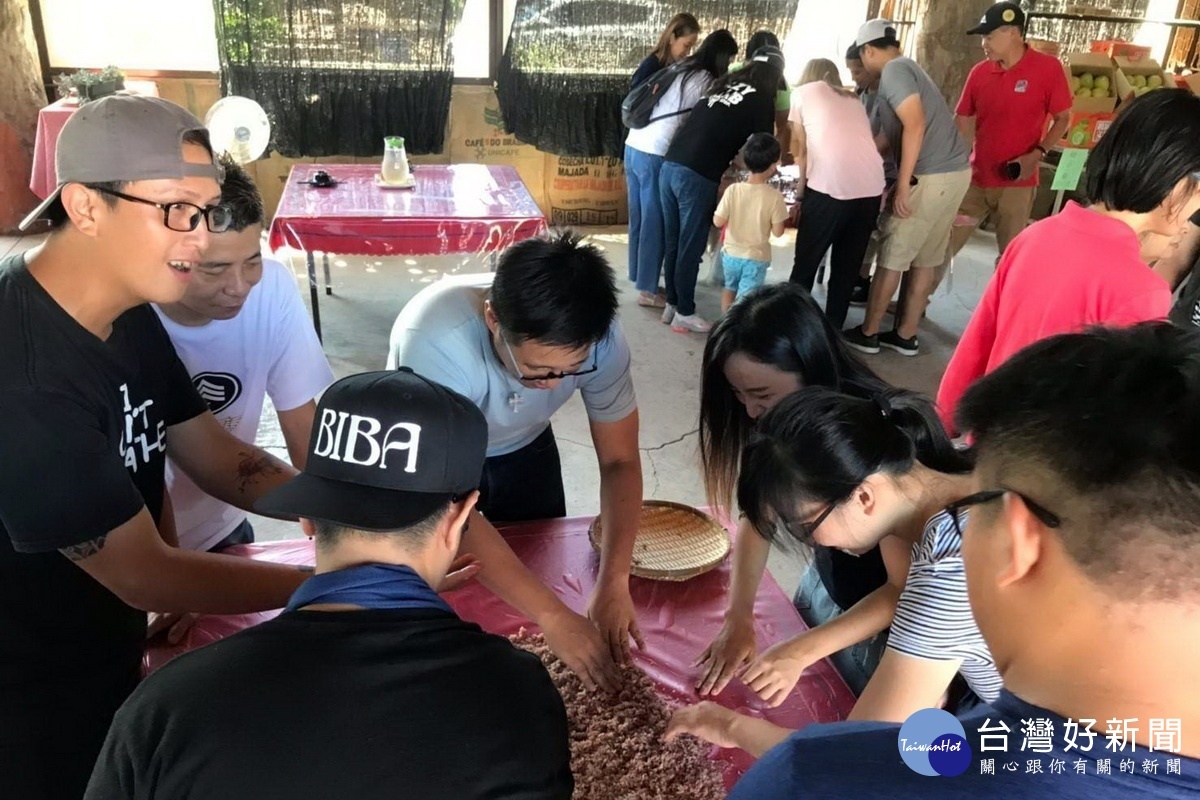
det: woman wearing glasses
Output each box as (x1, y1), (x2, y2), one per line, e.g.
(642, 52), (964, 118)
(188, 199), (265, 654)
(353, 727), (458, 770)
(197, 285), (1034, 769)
(669, 386), (998, 755)
(387, 231), (644, 690)
(694, 284), (898, 698)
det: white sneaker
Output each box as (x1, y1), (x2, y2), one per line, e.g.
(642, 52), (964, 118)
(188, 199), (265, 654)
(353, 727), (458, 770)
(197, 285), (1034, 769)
(661, 304), (676, 324)
(670, 313), (713, 334)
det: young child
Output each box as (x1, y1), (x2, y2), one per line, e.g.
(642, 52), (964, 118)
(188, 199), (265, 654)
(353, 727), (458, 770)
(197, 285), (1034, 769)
(713, 133), (789, 312)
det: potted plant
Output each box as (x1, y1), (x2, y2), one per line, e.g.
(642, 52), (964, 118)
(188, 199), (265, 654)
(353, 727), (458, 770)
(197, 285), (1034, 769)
(53, 66), (125, 102)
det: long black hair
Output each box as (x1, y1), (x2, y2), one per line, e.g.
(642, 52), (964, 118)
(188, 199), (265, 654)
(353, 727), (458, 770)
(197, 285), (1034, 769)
(745, 30), (787, 92)
(678, 29), (738, 82)
(700, 283), (889, 512)
(1086, 89), (1200, 214)
(738, 387), (973, 545)
(708, 50), (784, 98)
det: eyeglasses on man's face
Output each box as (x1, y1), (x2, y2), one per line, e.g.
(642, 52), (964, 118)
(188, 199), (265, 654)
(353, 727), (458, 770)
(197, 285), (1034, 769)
(944, 488), (1062, 539)
(498, 330), (598, 383)
(92, 186), (233, 233)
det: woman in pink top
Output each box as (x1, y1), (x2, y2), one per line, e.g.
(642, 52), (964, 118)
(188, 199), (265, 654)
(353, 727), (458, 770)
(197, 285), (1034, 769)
(788, 59), (886, 328)
(938, 90), (1200, 435)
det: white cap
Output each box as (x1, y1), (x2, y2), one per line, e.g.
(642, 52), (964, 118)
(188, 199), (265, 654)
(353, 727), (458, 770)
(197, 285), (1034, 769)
(855, 19), (900, 48)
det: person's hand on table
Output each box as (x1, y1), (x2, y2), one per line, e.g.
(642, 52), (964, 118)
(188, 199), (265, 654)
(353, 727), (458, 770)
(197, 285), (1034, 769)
(541, 607), (621, 693)
(665, 702), (743, 749)
(436, 553), (481, 593)
(146, 612), (199, 645)
(588, 579), (645, 667)
(741, 636), (815, 707)
(892, 182), (914, 219)
(694, 613), (757, 697)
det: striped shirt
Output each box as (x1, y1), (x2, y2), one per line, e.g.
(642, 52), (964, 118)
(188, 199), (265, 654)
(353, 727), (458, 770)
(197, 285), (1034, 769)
(886, 509), (1003, 702)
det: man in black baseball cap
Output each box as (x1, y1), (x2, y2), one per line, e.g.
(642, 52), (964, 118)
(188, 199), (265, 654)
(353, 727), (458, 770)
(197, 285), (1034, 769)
(0, 94), (319, 799)
(928, 0), (1071, 305)
(86, 368), (573, 800)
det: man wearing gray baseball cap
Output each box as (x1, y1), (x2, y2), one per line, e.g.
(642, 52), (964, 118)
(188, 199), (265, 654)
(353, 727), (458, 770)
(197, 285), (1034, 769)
(0, 95), (316, 799)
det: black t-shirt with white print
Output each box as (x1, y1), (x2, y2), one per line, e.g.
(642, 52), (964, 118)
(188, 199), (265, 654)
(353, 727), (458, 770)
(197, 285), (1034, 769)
(665, 77), (776, 182)
(0, 254), (206, 783)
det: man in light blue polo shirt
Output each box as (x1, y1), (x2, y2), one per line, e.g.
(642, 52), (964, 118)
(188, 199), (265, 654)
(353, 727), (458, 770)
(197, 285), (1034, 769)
(388, 231), (644, 687)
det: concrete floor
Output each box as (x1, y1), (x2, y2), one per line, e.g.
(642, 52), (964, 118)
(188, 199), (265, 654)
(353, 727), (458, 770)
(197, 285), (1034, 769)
(0, 226), (998, 595)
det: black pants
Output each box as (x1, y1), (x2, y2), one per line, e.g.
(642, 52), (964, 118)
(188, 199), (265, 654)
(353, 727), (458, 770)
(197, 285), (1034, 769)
(790, 190), (883, 329)
(478, 426), (567, 523)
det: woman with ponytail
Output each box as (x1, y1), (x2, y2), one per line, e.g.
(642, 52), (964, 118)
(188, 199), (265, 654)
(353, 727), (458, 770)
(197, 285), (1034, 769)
(671, 386), (1000, 755)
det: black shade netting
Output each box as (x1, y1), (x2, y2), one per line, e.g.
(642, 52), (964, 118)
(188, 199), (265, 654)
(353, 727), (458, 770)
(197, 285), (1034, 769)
(213, 0), (464, 157)
(497, 0), (799, 158)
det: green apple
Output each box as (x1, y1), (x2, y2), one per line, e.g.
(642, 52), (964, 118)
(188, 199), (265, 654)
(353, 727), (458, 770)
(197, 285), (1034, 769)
(1094, 75), (1110, 91)
(1069, 75), (1081, 93)
(1148, 75), (1164, 89)
(1069, 122), (1090, 147)
(1131, 74), (1147, 88)
(1092, 87), (1110, 98)
(1078, 72), (1095, 89)
(1075, 87), (1091, 98)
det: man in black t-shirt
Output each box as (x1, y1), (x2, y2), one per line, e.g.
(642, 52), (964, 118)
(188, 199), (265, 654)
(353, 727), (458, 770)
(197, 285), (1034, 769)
(87, 370), (574, 800)
(1, 96), (315, 799)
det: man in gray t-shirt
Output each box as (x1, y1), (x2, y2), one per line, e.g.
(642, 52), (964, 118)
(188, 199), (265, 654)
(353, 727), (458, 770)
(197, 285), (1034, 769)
(843, 19), (972, 359)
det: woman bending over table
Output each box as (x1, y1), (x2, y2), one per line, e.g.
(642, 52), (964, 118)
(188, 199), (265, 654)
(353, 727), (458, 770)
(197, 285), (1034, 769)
(694, 283), (896, 697)
(672, 387), (999, 755)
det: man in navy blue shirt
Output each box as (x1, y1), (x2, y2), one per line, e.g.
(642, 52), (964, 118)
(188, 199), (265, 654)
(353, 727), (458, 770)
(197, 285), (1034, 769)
(669, 323), (1200, 797)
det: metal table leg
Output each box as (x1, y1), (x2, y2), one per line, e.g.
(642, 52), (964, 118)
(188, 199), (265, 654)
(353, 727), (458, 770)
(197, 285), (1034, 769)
(323, 252), (332, 296)
(306, 250), (322, 342)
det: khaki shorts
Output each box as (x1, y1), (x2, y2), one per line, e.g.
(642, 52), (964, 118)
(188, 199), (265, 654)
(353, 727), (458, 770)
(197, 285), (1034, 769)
(878, 169), (972, 272)
(951, 183), (1036, 257)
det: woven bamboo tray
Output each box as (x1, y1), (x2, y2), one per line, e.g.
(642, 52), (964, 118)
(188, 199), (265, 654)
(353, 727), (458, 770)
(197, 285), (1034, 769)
(588, 501), (731, 581)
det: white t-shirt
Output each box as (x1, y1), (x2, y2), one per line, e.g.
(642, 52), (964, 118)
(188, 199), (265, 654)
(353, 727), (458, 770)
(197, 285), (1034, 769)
(789, 82), (886, 201)
(626, 69), (711, 157)
(887, 509), (1003, 703)
(155, 258), (334, 551)
(387, 276), (637, 457)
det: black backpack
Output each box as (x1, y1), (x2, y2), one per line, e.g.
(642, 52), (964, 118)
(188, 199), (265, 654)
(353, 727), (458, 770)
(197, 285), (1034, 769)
(622, 61), (696, 129)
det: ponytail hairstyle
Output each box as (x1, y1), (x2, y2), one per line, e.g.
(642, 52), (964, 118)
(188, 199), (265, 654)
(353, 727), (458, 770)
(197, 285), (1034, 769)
(700, 284), (889, 514)
(737, 387), (973, 544)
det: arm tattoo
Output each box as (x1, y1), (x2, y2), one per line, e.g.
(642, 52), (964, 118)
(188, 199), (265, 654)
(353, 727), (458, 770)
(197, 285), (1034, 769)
(234, 450), (286, 495)
(60, 535), (109, 562)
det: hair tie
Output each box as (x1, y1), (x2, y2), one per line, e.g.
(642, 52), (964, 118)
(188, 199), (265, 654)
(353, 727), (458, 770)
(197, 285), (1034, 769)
(872, 393), (894, 421)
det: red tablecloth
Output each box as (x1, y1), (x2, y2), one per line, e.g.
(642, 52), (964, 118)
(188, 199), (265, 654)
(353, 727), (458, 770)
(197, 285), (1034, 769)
(30, 85), (160, 199)
(145, 517), (855, 789)
(267, 164), (548, 257)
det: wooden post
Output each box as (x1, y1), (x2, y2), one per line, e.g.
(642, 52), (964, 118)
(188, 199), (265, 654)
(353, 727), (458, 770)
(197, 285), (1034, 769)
(1, 0), (45, 234)
(912, 0), (993, 107)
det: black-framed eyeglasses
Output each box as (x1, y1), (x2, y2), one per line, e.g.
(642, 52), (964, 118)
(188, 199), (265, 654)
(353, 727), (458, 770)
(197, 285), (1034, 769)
(499, 330), (599, 383)
(777, 502), (838, 542)
(93, 187), (233, 233)
(945, 488), (1062, 538)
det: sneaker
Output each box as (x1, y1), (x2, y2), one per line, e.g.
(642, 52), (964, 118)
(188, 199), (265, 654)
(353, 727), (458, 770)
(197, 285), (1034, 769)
(670, 313), (713, 334)
(661, 304), (677, 324)
(638, 291), (667, 308)
(849, 280), (870, 307)
(880, 330), (919, 357)
(842, 325), (880, 354)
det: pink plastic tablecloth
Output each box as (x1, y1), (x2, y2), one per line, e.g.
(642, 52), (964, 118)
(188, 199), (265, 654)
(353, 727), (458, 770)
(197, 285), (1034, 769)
(145, 517), (855, 789)
(267, 164), (548, 257)
(30, 85), (160, 199)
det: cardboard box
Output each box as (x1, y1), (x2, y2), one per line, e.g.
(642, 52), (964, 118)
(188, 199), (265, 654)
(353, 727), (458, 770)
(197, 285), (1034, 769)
(1029, 39), (1061, 58)
(1065, 53), (1119, 114)
(1091, 40), (1153, 62)
(1059, 111), (1116, 150)
(1113, 57), (1174, 105)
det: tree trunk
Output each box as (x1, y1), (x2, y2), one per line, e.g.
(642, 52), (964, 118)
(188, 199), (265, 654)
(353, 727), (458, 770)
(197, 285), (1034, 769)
(913, 0), (992, 108)
(1, 0), (45, 235)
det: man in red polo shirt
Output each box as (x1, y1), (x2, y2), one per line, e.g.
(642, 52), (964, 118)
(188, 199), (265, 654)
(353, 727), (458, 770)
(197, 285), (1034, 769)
(944, 2), (1071, 273)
